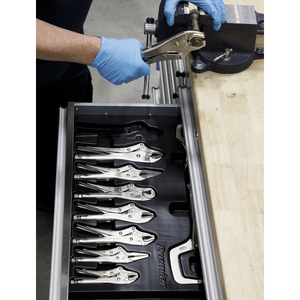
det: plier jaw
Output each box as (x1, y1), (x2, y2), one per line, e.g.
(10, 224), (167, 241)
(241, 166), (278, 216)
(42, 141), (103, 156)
(141, 30), (206, 65)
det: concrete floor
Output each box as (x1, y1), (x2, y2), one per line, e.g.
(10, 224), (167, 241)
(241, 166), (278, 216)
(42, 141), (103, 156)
(85, 0), (161, 104)
(36, 1), (161, 299)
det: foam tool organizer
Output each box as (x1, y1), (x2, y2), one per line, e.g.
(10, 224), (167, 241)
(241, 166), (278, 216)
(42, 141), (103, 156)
(67, 104), (205, 299)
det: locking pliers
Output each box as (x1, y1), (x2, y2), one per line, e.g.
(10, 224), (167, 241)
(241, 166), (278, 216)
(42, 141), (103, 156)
(142, 30), (205, 64)
(74, 182), (156, 201)
(71, 266), (138, 285)
(72, 246), (149, 264)
(74, 164), (162, 181)
(73, 225), (155, 246)
(73, 203), (155, 224)
(75, 143), (163, 163)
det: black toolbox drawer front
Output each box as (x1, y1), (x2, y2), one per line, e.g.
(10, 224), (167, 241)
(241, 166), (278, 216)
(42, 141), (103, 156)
(60, 103), (205, 299)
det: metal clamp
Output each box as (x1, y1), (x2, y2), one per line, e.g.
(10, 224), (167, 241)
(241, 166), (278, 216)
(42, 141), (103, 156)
(170, 239), (202, 284)
(142, 30), (205, 65)
(74, 164), (162, 181)
(71, 266), (138, 285)
(73, 225), (155, 246)
(74, 182), (156, 201)
(73, 203), (155, 224)
(72, 246), (149, 264)
(75, 143), (164, 163)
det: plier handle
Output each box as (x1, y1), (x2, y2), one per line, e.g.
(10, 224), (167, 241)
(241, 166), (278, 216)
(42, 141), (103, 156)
(141, 30), (205, 64)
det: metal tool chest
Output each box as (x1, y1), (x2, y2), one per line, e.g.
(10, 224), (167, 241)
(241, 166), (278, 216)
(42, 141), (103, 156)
(49, 54), (224, 300)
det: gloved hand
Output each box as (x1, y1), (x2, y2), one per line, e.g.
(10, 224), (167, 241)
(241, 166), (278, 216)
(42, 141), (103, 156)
(164, 0), (226, 31)
(91, 36), (150, 85)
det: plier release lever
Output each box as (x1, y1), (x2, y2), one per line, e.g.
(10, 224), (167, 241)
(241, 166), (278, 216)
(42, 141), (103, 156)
(141, 30), (205, 65)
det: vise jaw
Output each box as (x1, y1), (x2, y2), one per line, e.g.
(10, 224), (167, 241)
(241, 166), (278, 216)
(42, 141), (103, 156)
(155, 0), (264, 74)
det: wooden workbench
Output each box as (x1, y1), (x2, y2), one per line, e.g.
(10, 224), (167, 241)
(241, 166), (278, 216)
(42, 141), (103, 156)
(190, 0), (264, 299)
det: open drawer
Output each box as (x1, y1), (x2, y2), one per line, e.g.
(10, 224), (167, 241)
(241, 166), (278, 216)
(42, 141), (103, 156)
(49, 65), (224, 300)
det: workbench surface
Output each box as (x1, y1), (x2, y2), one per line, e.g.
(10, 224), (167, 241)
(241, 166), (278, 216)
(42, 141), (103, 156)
(190, 0), (264, 299)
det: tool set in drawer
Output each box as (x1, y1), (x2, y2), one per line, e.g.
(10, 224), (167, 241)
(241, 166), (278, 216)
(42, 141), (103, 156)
(65, 104), (204, 299)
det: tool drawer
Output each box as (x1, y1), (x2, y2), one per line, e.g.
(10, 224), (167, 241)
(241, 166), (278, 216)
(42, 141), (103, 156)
(51, 103), (206, 300)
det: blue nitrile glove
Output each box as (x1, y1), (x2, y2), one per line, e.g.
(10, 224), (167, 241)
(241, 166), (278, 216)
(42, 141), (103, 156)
(164, 0), (226, 31)
(91, 36), (150, 85)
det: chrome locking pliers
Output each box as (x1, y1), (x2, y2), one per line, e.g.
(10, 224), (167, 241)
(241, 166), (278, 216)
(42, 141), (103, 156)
(72, 246), (149, 264)
(71, 266), (138, 285)
(74, 182), (156, 201)
(74, 164), (162, 181)
(75, 143), (163, 163)
(73, 203), (155, 224)
(141, 30), (205, 64)
(73, 225), (155, 246)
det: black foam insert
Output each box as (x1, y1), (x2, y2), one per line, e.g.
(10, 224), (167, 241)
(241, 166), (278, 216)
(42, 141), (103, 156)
(68, 108), (205, 299)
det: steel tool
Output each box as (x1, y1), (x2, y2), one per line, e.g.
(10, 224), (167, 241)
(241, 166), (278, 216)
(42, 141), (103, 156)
(169, 185), (202, 285)
(74, 164), (162, 181)
(74, 182), (156, 201)
(70, 266), (138, 285)
(75, 143), (163, 163)
(72, 246), (149, 264)
(141, 30), (205, 65)
(73, 203), (155, 224)
(73, 225), (155, 246)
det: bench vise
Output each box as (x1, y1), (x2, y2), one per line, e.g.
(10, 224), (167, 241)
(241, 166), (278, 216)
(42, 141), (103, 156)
(145, 0), (264, 74)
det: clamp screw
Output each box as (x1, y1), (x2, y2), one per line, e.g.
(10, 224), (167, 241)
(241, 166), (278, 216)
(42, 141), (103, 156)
(190, 9), (200, 31)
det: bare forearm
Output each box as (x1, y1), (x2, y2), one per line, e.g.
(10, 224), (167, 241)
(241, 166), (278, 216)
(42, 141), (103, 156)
(36, 19), (101, 65)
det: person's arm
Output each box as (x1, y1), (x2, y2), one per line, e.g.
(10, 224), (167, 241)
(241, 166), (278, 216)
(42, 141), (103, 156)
(36, 19), (150, 85)
(36, 18), (101, 65)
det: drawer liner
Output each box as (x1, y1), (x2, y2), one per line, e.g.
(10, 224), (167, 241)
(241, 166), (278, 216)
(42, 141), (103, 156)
(68, 106), (205, 299)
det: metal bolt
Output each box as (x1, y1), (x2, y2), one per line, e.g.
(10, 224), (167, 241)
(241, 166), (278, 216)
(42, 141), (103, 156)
(192, 57), (206, 70)
(190, 9), (200, 31)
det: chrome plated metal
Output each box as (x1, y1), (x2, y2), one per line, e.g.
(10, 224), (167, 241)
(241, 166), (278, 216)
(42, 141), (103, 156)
(75, 143), (163, 163)
(178, 74), (224, 300)
(71, 266), (138, 285)
(142, 26), (153, 99)
(73, 225), (155, 246)
(142, 30), (205, 64)
(213, 48), (233, 62)
(72, 246), (149, 264)
(49, 108), (67, 300)
(225, 4), (257, 24)
(170, 239), (202, 284)
(74, 164), (162, 181)
(74, 182), (156, 201)
(73, 203), (154, 224)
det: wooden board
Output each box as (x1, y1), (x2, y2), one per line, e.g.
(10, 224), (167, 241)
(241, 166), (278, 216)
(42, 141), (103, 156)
(190, 1), (264, 299)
